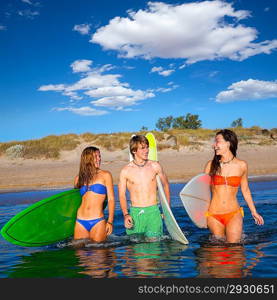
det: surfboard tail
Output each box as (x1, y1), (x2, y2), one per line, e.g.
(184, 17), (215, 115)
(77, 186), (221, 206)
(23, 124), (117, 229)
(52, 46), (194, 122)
(157, 175), (189, 245)
(179, 173), (211, 228)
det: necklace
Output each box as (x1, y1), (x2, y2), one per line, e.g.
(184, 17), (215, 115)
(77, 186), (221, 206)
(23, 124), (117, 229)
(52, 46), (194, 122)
(220, 156), (234, 165)
(133, 159), (148, 168)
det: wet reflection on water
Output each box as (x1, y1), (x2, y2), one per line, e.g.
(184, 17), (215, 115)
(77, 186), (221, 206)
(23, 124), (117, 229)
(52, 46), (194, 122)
(194, 242), (267, 278)
(5, 248), (86, 278)
(2, 238), (272, 278)
(75, 240), (188, 278)
(195, 244), (247, 278)
(118, 241), (188, 277)
(4, 239), (188, 278)
(75, 248), (118, 278)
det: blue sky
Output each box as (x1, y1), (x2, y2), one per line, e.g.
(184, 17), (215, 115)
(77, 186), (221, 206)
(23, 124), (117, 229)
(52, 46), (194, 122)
(1, 0), (276, 142)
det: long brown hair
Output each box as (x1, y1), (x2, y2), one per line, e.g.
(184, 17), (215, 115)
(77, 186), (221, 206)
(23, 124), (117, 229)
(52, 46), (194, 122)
(210, 129), (238, 176)
(76, 146), (100, 188)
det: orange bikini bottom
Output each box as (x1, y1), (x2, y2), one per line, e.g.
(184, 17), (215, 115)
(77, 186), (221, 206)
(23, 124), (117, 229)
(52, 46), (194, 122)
(205, 207), (244, 226)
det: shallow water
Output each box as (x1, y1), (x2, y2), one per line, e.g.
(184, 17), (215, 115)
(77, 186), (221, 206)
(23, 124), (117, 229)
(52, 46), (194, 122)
(0, 181), (276, 278)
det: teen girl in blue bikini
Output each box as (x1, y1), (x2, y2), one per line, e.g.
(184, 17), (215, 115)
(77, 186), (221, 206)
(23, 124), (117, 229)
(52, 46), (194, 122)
(74, 146), (115, 242)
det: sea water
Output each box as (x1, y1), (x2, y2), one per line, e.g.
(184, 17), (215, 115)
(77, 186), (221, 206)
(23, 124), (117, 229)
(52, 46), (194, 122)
(0, 180), (276, 278)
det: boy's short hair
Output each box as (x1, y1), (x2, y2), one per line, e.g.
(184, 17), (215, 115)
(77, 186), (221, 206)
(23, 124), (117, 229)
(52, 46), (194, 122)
(130, 135), (149, 159)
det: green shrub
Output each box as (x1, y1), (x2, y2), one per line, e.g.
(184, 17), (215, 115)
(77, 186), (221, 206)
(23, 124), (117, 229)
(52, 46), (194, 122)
(5, 144), (24, 159)
(0, 134), (80, 159)
(177, 135), (190, 147)
(80, 132), (96, 142)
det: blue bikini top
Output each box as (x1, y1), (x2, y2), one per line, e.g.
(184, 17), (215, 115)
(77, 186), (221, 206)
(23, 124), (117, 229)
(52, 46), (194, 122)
(80, 183), (107, 197)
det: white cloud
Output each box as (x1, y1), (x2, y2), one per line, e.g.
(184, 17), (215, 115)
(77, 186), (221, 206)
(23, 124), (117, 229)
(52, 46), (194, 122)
(155, 87), (173, 93)
(62, 91), (82, 100)
(216, 79), (277, 102)
(70, 59), (93, 73)
(90, 86), (155, 109)
(73, 24), (91, 35)
(91, 92), (154, 110)
(85, 86), (142, 98)
(96, 64), (115, 73)
(0, 25), (6, 31)
(91, 1), (277, 63)
(21, 0), (41, 7)
(123, 65), (135, 70)
(151, 66), (163, 73)
(22, 0), (33, 4)
(155, 83), (179, 93)
(68, 73), (124, 91)
(209, 71), (219, 78)
(54, 106), (108, 116)
(18, 9), (39, 19)
(159, 69), (174, 77)
(38, 84), (65, 91)
(39, 60), (155, 111)
(150, 66), (174, 77)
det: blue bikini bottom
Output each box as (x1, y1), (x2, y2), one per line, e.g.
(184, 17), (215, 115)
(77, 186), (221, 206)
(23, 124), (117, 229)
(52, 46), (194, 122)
(76, 217), (105, 231)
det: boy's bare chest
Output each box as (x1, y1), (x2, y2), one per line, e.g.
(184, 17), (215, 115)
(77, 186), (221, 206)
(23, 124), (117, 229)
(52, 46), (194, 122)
(127, 166), (157, 184)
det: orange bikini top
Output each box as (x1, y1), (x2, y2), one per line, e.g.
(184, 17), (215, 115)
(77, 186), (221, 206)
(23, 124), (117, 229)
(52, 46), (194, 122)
(211, 175), (241, 187)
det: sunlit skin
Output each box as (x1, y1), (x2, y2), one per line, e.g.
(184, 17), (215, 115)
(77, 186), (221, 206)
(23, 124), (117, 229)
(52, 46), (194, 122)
(119, 142), (170, 230)
(74, 150), (115, 243)
(93, 150), (101, 169)
(204, 134), (264, 243)
(134, 142), (149, 163)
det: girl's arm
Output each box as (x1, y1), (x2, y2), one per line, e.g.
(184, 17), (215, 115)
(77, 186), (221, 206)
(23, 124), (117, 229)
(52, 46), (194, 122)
(105, 171), (115, 235)
(118, 167), (133, 229)
(240, 161), (264, 225)
(74, 176), (79, 188)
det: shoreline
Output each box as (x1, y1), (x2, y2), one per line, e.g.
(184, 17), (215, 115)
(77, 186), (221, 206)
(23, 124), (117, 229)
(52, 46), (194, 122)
(1, 173), (276, 194)
(1, 143), (277, 194)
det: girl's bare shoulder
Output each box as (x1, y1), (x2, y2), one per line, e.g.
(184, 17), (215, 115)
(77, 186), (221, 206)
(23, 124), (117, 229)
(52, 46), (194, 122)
(235, 157), (247, 167)
(99, 169), (112, 177)
(234, 157), (248, 174)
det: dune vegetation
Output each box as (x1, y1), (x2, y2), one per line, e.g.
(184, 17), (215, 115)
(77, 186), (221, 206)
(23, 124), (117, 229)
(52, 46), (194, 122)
(0, 127), (276, 160)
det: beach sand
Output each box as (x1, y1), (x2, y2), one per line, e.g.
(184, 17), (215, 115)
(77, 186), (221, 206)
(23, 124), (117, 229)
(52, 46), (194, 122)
(0, 143), (277, 192)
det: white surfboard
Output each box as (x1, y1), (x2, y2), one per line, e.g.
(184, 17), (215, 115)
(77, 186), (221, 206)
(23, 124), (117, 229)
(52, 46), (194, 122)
(146, 133), (188, 244)
(128, 134), (136, 161)
(156, 175), (189, 244)
(179, 173), (211, 228)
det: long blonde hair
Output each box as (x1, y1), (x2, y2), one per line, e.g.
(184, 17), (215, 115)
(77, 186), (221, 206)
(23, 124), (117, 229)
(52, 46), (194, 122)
(76, 146), (99, 188)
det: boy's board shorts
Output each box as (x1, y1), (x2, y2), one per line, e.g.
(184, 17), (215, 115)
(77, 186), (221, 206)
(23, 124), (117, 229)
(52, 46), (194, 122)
(126, 204), (163, 238)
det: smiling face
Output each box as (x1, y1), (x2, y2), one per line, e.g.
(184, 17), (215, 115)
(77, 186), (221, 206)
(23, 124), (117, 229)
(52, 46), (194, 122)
(209, 129), (238, 176)
(213, 134), (230, 156)
(133, 142), (149, 161)
(93, 150), (101, 168)
(129, 135), (149, 160)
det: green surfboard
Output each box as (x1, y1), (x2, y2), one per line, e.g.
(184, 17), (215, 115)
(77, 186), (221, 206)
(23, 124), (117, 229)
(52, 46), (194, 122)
(1, 189), (82, 247)
(1, 188), (109, 247)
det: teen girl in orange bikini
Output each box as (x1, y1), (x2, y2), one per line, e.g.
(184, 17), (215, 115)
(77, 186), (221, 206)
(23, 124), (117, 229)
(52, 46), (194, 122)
(74, 146), (115, 243)
(204, 129), (264, 243)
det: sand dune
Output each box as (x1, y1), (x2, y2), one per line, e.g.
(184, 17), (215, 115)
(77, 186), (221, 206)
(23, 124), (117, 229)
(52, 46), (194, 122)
(0, 143), (277, 193)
